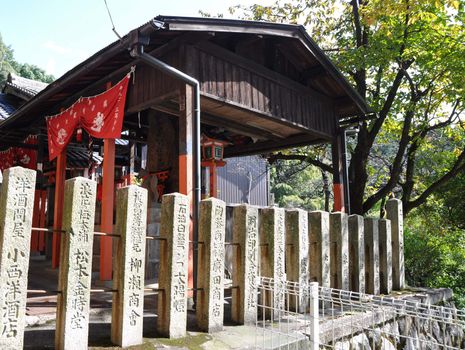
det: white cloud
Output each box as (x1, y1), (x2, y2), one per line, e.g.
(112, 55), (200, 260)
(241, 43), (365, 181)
(43, 40), (73, 55)
(45, 57), (57, 76)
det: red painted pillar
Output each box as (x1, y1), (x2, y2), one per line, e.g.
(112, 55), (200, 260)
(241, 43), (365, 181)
(332, 129), (346, 213)
(179, 85), (194, 292)
(52, 150), (66, 268)
(209, 163), (217, 198)
(100, 138), (115, 280)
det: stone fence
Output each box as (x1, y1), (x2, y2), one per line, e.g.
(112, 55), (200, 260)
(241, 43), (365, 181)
(0, 167), (404, 349)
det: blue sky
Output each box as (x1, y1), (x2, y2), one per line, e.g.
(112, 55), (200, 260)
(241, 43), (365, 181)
(1, 0), (271, 78)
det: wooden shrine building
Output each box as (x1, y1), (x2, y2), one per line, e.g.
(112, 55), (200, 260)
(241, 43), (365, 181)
(0, 16), (368, 283)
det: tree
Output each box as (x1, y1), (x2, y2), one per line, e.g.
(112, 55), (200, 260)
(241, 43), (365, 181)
(231, 0), (465, 215)
(0, 33), (54, 87)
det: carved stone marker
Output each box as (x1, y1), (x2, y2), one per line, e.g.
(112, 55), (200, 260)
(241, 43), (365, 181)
(364, 218), (380, 295)
(285, 209), (309, 312)
(231, 205), (259, 325)
(0, 167), (36, 349)
(386, 199), (405, 290)
(379, 219), (392, 294)
(158, 193), (189, 338)
(329, 212), (349, 290)
(56, 177), (97, 350)
(309, 211), (330, 288)
(111, 186), (148, 347)
(260, 207), (286, 319)
(348, 215), (365, 293)
(196, 198), (226, 332)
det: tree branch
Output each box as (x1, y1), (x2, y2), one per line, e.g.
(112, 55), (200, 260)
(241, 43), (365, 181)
(404, 149), (465, 214)
(267, 153), (334, 173)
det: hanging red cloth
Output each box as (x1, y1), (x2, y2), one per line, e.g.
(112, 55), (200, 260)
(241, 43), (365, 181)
(46, 72), (131, 161)
(16, 135), (38, 170)
(0, 148), (14, 171)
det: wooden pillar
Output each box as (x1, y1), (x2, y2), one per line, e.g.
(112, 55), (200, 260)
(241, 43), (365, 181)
(331, 129), (347, 213)
(52, 150), (66, 269)
(209, 164), (217, 198)
(179, 84), (194, 293)
(100, 138), (115, 281)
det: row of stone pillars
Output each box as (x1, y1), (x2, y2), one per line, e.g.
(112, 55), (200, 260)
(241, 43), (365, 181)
(0, 167), (405, 349)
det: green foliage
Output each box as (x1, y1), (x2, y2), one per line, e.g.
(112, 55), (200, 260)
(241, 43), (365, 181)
(405, 207), (465, 308)
(270, 163), (327, 210)
(0, 33), (54, 86)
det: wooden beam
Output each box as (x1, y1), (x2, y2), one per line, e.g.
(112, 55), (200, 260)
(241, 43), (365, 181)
(201, 113), (284, 141)
(224, 133), (327, 158)
(200, 93), (332, 139)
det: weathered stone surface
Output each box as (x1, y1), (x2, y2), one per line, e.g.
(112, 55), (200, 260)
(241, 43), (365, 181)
(260, 207), (286, 319)
(309, 211), (330, 288)
(111, 186), (148, 347)
(285, 209), (309, 312)
(0, 167), (36, 349)
(379, 219), (392, 295)
(158, 193), (189, 338)
(196, 198), (226, 333)
(56, 177), (97, 350)
(386, 199), (405, 290)
(329, 212), (349, 290)
(231, 205), (259, 325)
(364, 218), (380, 295)
(348, 215), (365, 293)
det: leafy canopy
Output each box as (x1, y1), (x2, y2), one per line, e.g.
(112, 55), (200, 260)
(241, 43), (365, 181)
(0, 33), (54, 87)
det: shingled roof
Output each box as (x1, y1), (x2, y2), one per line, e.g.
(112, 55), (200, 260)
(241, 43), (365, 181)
(2, 73), (48, 101)
(0, 93), (17, 121)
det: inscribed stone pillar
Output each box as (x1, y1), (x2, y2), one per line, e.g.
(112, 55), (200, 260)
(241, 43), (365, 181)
(158, 193), (189, 338)
(364, 218), (380, 295)
(111, 186), (148, 347)
(196, 198), (226, 332)
(56, 177), (97, 350)
(348, 215), (365, 293)
(285, 209), (309, 312)
(329, 212), (349, 290)
(308, 211), (330, 288)
(379, 219), (392, 294)
(0, 167), (36, 349)
(260, 207), (286, 319)
(231, 205), (259, 325)
(386, 198), (405, 290)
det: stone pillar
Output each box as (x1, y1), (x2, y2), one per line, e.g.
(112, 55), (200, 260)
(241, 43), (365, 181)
(379, 219), (392, 294)
(56, 177), (97, 350)
(260, 207), (286, 319)
(111, 186), (148, 347)
(231, 205), (259, 325)
(364, 218), (380, 295)
(0, 167), (36, 349)
(329, 212), (349, 290)
(348, 215), (365, 293)
(386, 199), (405, 290)
(158, 193), (189, 338)
(285, 209), (309, 312)
(196, 198), (226, 332)
(309, 211), (330, 288)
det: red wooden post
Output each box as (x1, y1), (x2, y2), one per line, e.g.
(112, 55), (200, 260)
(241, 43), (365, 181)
(52, 150), (66, 268)
(209, 163), (217, 198)
(179, 85), (194, 292)
(39, 190), (47, 251)
(100, 138), (115, 280)
(100, 80), (116, 281)
(31, 189), (40, 251)
(332, 129), (346, 213)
